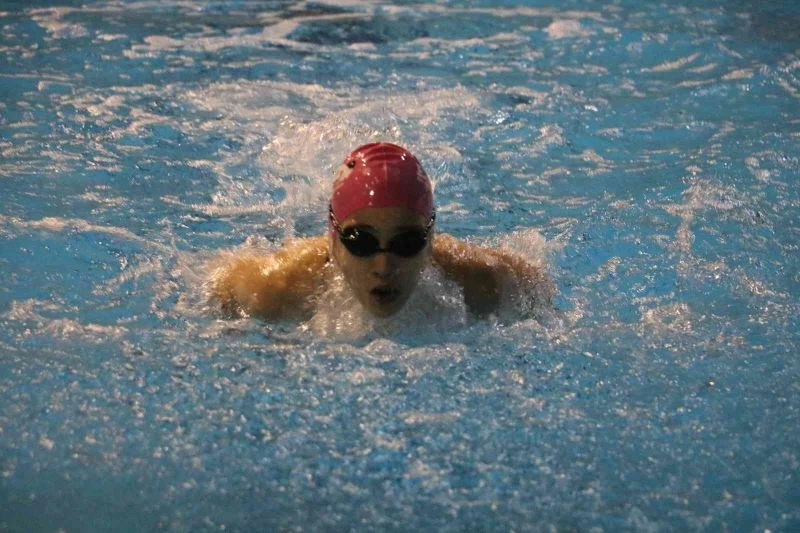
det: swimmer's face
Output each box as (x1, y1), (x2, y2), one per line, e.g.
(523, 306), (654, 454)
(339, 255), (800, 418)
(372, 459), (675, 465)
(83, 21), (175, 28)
(331, 206), (433, 318)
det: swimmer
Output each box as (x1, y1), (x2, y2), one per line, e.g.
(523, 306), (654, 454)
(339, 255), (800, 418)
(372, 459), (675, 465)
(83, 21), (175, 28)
(209, 142), (554, 320)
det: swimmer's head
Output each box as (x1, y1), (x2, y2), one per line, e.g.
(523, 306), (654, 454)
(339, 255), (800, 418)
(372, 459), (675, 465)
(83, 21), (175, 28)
(329, 143), (435, 317)
(329, 142), (434, 223)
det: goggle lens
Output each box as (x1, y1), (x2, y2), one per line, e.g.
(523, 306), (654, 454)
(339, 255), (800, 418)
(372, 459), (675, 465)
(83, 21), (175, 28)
(339, 228), (428, 257)
(329, 205), (435, 258)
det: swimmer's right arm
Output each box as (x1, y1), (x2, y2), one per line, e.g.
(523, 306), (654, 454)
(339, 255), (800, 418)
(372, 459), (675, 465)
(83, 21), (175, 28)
(209, 236), (329, 319)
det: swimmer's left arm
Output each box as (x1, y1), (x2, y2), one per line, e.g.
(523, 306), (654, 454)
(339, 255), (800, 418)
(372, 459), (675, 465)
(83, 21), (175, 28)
(431, 233), (554, 316)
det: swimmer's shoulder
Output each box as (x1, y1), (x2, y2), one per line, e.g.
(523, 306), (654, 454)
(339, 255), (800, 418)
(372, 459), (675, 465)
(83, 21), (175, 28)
(431, 233), (503, 315)
(431, 232), (554, 315)
(278, 235), (329, 265)
(209, 235), (330, 319)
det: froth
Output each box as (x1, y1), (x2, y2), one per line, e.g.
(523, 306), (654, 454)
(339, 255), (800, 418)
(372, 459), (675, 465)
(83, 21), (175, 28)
(303, 264), (469, 343)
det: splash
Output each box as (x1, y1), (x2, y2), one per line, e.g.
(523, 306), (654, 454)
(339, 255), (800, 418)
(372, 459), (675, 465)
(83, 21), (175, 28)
(302, 263), (469, 343)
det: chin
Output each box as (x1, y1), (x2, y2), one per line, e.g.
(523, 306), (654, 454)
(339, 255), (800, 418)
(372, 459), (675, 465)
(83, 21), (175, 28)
(365, 303), (403, 318)
(361, 294), (410, 318)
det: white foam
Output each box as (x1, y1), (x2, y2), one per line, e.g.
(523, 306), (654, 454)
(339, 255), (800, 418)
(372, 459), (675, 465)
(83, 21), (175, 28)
(401, 411), (461, 424)
(78, 191), (127, 207)
(640, 302), (694, 333)
(643, 52), (701, 73)
(744, 155), (773, 183)
(3, 299), (65, 320)
(181, 81), (481, 230)
(662, 180), (751, 259)
(85, 95), (127, 117)
(576, 149), (614, 175)
(30, 7), (90, 39)
(777, 78), (799, 99)
(344, 367), (386, 385)
(4, 299), (128, 343)
(401, 31), (529, 52)
(530, 124), (566, 154)
(123, 18), (310, 58)
(303, 264), (470, 342)
(0, 215), (161, 249)
(545, 20), (592, 39)
(91, 255), (164, 297)
(41, 318), (128, 342)
(381, 4), (604, 22)
(59, 90), (153, 139)
(687, 63), (718, 74)
(95, 33), (127, 42)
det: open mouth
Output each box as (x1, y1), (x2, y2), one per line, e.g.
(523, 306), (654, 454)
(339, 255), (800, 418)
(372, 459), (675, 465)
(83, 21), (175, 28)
(370, 286), (400, 304)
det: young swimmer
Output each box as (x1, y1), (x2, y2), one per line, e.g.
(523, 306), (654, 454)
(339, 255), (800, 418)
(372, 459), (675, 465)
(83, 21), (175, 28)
(209, 142), (554, 320)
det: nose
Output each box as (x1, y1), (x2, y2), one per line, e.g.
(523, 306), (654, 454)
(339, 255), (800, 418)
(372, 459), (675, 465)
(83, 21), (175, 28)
(371, 252), (398, 279)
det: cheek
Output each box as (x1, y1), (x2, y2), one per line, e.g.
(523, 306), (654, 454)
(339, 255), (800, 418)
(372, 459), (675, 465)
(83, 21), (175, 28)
(400, 256), (424, 275)
(333, 245), (367, 286)
(409, 247), (431, 272)
(397, 254), (428, 284)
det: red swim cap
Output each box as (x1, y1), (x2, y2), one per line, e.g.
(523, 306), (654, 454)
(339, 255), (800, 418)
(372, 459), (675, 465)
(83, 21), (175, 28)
(330, 142), (434, 222)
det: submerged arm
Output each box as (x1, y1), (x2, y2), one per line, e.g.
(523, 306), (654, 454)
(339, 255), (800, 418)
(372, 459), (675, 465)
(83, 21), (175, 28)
(208, 236), (329, 320)
(431, 233), (554, 316)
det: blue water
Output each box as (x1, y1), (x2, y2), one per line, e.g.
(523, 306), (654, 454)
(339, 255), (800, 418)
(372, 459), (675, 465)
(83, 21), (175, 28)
(1, 1), (799, 531)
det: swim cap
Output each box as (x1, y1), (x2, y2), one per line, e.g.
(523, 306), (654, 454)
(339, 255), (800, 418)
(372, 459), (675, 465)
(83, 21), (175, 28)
(330, 142), (434, 222)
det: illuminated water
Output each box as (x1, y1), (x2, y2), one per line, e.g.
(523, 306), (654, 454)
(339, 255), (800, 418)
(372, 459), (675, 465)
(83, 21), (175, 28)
(1, 1), (799, 531)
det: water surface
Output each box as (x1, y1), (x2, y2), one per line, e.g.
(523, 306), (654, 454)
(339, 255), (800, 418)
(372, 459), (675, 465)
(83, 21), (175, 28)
(1, 1), (799, 531)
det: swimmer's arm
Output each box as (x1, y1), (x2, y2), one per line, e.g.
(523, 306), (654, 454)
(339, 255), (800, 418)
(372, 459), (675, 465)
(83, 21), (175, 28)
(431, 233), (554, 316)
(209, 236), (329, 319)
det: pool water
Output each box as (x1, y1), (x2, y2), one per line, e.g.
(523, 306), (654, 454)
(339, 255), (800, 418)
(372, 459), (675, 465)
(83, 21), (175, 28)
(1, 1), (799, 531)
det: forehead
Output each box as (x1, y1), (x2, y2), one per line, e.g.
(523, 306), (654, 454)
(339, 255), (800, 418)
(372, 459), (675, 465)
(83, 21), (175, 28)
(341, 206), (428, 230)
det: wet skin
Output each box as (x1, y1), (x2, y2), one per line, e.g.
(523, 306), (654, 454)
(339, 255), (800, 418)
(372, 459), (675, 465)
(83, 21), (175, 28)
(330, 206), (431, 318)
(211, 208), (553, 320)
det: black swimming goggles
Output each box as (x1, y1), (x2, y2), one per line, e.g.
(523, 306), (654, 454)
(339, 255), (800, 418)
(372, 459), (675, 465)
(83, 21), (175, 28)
(329, 205), (435, 258)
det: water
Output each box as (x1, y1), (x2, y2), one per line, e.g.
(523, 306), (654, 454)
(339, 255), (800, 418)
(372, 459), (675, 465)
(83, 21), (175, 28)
(1, 1), (798, 531)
